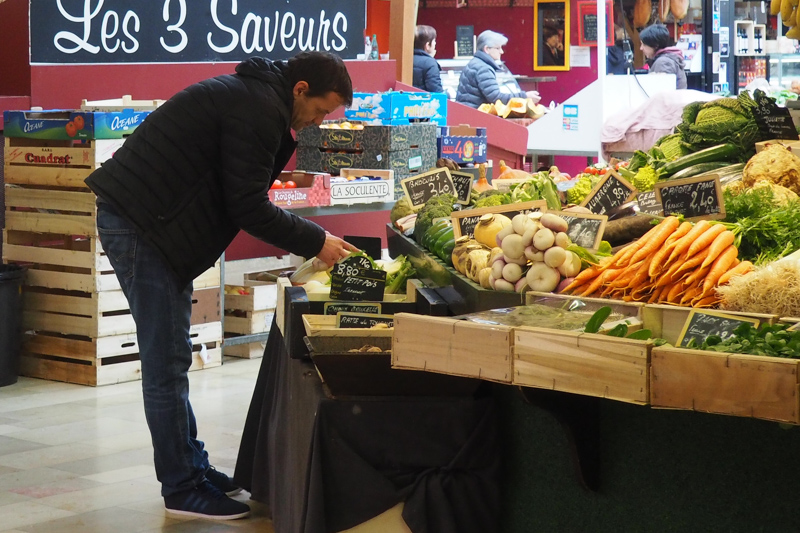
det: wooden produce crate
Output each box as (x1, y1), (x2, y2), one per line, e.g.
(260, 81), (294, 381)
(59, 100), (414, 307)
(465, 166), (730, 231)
(304, 322), (479, 398)
(650, 346), (800, 424)
(642, 304), (777, 346)
(392, 313), (514, 383)
(223, 281), (277, 359)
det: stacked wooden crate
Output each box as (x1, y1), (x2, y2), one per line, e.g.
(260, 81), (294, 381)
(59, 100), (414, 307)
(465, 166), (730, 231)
(222, 279), (277, 359)
(2, 134), (223, 386)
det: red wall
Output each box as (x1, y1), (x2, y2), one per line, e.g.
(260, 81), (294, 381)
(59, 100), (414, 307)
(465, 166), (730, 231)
(0, 0), (31, 96)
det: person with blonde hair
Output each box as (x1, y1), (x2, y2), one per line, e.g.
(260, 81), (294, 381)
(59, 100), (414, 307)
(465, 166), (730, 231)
(413, 25), (443, 92)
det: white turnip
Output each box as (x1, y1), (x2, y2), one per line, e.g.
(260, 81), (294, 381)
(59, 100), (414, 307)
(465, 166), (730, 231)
(495, 224), (515, 247)
(557, 251), (582, 278)
(504, 254), (528, 266)
(526, 263), (561, 293)
(492, 258), (505, 280)
(533, 227), (555, 250)
(494, 278), (515, 292)
(556, 276), (574, 293)
(554, 232), (571, 249)
(502, 262), (524, 283)
(540, 213), (568, 233)
(544, 246), (567, 268)
(501, 233), (525, 259)
(524, 246), (544, 262)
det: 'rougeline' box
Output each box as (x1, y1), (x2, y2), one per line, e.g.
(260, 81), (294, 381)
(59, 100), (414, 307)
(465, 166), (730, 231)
(268, 171), (331, 209)
(3, 109), (151, 140)
(437, 125), (488, 164)
(345, 91), (447, 125)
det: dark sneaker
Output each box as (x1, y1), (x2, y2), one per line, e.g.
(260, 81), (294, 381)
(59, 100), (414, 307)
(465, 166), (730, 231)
(164, 480), (250, 520)
(205, 466), (243, 496)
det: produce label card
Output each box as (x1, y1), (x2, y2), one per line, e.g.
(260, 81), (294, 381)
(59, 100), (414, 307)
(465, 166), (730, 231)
(400, 168), (457, 211)
(545, 210), (608, 250)
(329, 256), (387, 301)
(336, 312), (394, 329)
(580, 170), (637, 215)
(450, 171), (474, 205)
(636, 190), (664, 216)
(752, 90), (800, 140)
(450, 200), (547, 239)
(324, 302), (382, 315)
(677, 309), (761, 348)
(653, 174), (725, 221)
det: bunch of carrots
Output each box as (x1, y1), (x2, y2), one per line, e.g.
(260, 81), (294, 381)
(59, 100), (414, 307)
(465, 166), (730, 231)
(561, 216), (754, 307)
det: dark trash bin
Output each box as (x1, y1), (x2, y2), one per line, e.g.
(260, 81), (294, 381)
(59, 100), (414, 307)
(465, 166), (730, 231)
(0, 264), (26, 387)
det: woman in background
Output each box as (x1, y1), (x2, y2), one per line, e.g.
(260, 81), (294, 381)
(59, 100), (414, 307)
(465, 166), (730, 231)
(413, 25), (443, 93)
(639, 24), (687, 89)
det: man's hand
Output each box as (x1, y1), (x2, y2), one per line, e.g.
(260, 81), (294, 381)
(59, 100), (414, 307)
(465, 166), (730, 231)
(315, 233), (360, 267)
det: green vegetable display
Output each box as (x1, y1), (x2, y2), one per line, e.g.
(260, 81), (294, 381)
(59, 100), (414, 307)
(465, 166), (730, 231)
(413, 194), (457, 245)
(380, 254), (417, 294)
(390, 196), (413, 224)
(686, 322), (800, 359)
(675, 92), (763, 158)
(566, 174), (599, 204)
(632, 165), (659, 192)
(507, 172), (562, 210)
(472, 191), (509, 208)
(654, 132), (691, 161)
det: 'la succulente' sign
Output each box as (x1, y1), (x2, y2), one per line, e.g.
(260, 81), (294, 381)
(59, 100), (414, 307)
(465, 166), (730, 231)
(30, 0), (365, 64)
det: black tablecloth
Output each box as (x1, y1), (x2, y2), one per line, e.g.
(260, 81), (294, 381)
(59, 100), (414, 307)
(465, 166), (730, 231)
(234, 320), (501, 533)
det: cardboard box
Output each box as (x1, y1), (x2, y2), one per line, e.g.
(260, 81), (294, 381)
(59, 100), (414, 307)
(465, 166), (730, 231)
(345, 91), (447, 125)
(268, 171), (331, 209)
(437, 125), (488, 164)
(298, 121), (437, 151)
(754, 139), (800, 153)
(295, 146), (437, 181)
(330, 169), (394, 205)
(3, 109), (151, 140)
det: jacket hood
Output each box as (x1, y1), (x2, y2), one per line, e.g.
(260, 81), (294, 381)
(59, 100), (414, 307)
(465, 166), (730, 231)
(652, 47), (685, 67)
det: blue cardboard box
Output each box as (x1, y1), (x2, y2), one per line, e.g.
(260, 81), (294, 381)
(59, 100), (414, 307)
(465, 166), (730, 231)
(345, 91), (447, 125)
(437, 125), (488, 164)
(3, 109), (151, 140)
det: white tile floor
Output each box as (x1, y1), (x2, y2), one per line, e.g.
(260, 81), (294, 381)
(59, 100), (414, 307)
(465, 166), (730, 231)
(0, 357), (276, 532)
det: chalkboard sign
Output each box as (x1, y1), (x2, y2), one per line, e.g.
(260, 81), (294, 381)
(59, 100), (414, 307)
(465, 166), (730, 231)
(654, 175), (725, 221)
(400, 168), (457, 211)
(450, 171), (475, 205)
(548, 210), (608, 250)
(29, 0), (365, 64)
(676, 309), (761, 348)
(456, 25), (475, 57)
(324, 302), (382, 315)
(329, 256), (387, 301)
(336, 312), (394, 329)
(583, 14), (598, 43)
(580, 170), (637, 215)
(450, 200), (548, 239)
(636, 191), (664, 216)
(576, 0), (614, 47)
(752, 90), (800, 141)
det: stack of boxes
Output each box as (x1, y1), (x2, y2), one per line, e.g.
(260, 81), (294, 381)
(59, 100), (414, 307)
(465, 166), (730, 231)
(2, 103), (223, 386)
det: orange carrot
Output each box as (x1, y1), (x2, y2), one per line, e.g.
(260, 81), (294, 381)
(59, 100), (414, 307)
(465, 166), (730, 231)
(562, 266), (600, 292)
(612, 221), (667, 268)
(685, 223), (726, 259)
(647, 284), (667, 304)
(578, 268), (622, 297)
(684, 265), (711, 288)
(702, 245), (739, 293)
(680, 286), (703, 305)
(693, 295), (718, 308)
(649, 221), (692, 278)
(717, 260), (754, 286)
(664, 282), (684, 304)
(656, 255), (688, 288)
(667, 220), (711, 263)
(700, 229), (736, 269)
(628, 216), (681, 265)
(673, 247), (711, 278)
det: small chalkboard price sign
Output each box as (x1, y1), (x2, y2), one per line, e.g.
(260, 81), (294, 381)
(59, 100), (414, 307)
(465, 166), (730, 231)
(547, 210), (608, 250)
(654, 174), (725, 221)
(329, 256), (387, 301)
(580, 170), (637, 215)
(450, 200), (548, 239)
(336, 312), (395, 329)
(401, 168), (457, 211)
(450, 171), (475, 205)
(324, 302), (382, 315)
(676, 309), (761, 348)
(752, 90), (800, 141)
(456, 25), (475, 57)
(636, 190), (664, 216)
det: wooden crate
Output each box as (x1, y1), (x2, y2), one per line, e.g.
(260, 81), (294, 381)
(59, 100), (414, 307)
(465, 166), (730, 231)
(650, 346), (800, 424)
(392, 312), (514, 383)
(222, 342), (266, 359)
(642, 304), (777, 345)
(224, 281), (276, 335)
(513, 327), (651, 405)
(20, 321), (223, 387)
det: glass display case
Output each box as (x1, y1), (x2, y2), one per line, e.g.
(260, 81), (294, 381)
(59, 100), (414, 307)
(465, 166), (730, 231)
(769, 53), (800, 90)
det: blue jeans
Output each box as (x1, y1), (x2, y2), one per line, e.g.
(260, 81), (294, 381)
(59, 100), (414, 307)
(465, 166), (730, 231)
(97, 202), (209, 497)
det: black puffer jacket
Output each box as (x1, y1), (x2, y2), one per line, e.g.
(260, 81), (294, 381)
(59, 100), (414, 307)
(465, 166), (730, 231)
(455, 51), (526, 108)
(412, 49), (443, 93)
(85, 58), (326, 288)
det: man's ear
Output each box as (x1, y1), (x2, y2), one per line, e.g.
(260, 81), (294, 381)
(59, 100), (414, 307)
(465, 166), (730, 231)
(293, 81), (309, 98)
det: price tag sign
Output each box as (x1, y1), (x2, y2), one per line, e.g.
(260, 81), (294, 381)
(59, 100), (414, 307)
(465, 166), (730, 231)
(654, 174), (725, 221)
(450, 200), (547, 239)
(752, 90), (800, 141)
(677, 309), (761, 348)
(400, 168), (456, 211)
(336, 312), (394, 329)
(324, 302), (382, 315)
(547, 210), (608, 250)
(329, 256), (387, 301)
(580, 170), (637, 215)
(450, 171), (474, 205)
(636, 190), (664, 216)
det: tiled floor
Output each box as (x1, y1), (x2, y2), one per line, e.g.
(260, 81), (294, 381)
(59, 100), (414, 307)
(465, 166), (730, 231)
(0, 357), (276, 532)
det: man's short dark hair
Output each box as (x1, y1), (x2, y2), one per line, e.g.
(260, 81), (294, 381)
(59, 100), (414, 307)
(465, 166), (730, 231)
(414, 25), (437, 50)
(287, 51), (353, 106)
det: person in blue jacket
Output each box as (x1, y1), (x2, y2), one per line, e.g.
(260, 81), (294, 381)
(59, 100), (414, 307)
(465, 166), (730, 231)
(456, 30), (539, 108)
(413, 25), (443, 93)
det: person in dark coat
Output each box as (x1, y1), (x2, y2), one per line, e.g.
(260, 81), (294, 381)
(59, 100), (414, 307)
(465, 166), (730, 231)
(607, 24), (632, 75)
(639, 24), (688, 89)
(455, 30), (539, 108)
(84, 52), (357, 521)
(413, 25), (443, 92)
(540, 26), (564, 66)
